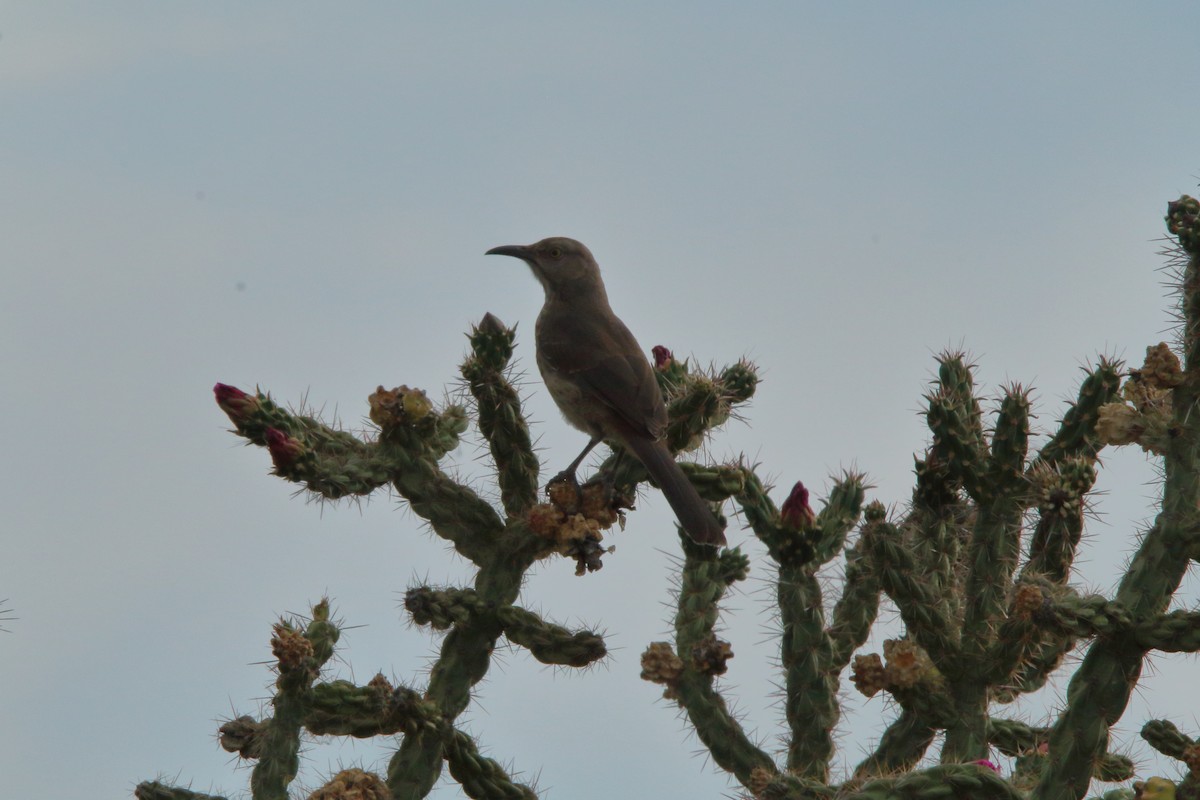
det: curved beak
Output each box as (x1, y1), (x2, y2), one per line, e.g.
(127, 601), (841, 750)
(485, 244), (533, 261)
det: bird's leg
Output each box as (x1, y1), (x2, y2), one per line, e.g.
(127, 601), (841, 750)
(580, 446), (641, 521)
(547, 435), (603, 507)
(584, 447), (626, 495)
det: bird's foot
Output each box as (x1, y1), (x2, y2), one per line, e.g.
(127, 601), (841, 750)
(582, 470), (636, 523)
(546, 470), (584, 512)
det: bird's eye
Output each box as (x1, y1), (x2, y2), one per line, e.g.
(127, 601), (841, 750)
(548, 247), (563, 259)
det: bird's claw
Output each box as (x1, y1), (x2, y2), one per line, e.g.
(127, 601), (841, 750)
(546, 470), (584, 512)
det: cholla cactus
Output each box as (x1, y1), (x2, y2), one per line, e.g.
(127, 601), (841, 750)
(142, 195), (1200, 800)
(636, 196), (1200, 800)
(143, 314), (758, 800)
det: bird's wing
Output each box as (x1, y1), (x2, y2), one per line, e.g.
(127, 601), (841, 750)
(569, 354), (668, 440)
(537, 311), (668, 440)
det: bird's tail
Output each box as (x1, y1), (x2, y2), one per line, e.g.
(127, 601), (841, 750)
(622, 436), (726, 546)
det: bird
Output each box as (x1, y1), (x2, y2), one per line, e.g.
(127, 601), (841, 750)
(485, 236), (726, 546)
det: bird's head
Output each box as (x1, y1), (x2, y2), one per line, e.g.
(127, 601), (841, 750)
(486, 237), (602, 297)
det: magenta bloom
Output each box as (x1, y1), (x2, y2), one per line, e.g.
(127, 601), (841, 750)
(780, 481), (816, 529)
(214, 383), (259, 423)
(652, 345), (673, 369)
(265, 428), (305, 469)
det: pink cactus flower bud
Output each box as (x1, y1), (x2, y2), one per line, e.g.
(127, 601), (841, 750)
(973, 759), (1000, 773)
(214, 383), (259, 423)
(264, 428), (305, 469)
(780, 481), (816, 529)
(652, 345), (673, 369)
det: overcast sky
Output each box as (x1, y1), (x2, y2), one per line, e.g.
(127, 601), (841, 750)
(5, 4), (1200, 798)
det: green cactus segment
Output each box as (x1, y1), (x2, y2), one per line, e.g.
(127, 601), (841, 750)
(1167, 195), (1200, 255)
(382, 429), (506, 563)
(809, 473), (867, 565)
(719, 359), (759, 402)
(1032, 359), (1123, 470)
(1002, 459), (1096, 697)
(212, 381), (505, 563)
(443, 726), (537, 800)
(867, 676), (949, 733)
(998, 633), (1073, 702)
(863, 518), (959, 666)
(927, 390), (987, 503)
(497, 604), (606, 667)
(928, 353), (988, 497)
(406, 577), (607, 669)
(1032, 591), (1136, 639)
(960, 499), (1024, 657)
(913, 449), (962, 512)
(1133, 609), (1200, 651)
(1180, 205), (1200, 372)
(778, 561), (838, 781)
(673, 672), (777, 781)
(1085, 791), (1137, 800)
(247, 601), (339, 800)
(405, 586), (487, 630)
(663, 374), (723, 453)
(847, 763), (1022, 800)
(306, 680), (434, 738)
(828, 535), (882, 669)
(984, 610), (1039, 688)
(390, 558), (529, 798)
(941, 685), (990, 763)
(1024, 458), (1096, 582)
(674, 543), (734, 649)
(260, 416), (391, 498)
(852, 708), (938, 781)
(751, 772), (839, 799)
(680, 461), (747, 503)
(665, 541), (774, 783)
(986, 387), (1031, 496)
(987, 717), (1045, 756)
(774, 475), (865, 779)
(134, 784), (229, 800)
(660, 358), (759, 453)
(1095, 753), (1136, 782)
(1141, 719), (1195, 758)
(731, 467), (778, 534)
(461, 314), (540, 516)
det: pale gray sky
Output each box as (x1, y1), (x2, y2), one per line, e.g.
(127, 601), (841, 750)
(4, 4), (1200, 798)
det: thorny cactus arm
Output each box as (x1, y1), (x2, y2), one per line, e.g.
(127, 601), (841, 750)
(251, 600), (339, 800)
(460, 313), (540, 516)
(135, 785), (227, 800)
(642, 471), (872, 794)
(1034, 199), (1200, 799)
(851, 707), (938, 780)
(774, 477), (867, 782)
(148, 311), (756, 800)
(658, 541), (776, 783)
(1140, 718), (1200, 797)
(214, 381), (503, 564)
(1028, 361), (1123, 470)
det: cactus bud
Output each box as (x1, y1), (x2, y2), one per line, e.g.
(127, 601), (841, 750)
(214, 383), (260, 424)
(264, 428), (305, 470)
(780, 481), (816, 530)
